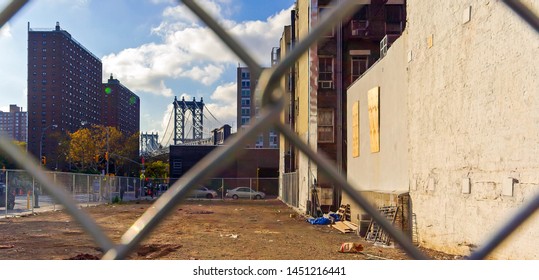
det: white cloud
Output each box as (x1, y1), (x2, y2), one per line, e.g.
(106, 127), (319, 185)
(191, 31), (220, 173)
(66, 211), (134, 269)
(161, 0), (225, 23)
(0, 23), (12, 39)
(206, 82), (237, 128)
(210, 82), (236, 104)
(102, 0), (292, 98)
(180, 64), (224, 85)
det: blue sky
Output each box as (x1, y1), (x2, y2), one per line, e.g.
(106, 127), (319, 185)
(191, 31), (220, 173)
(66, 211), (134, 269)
(0, 0), (294, 144)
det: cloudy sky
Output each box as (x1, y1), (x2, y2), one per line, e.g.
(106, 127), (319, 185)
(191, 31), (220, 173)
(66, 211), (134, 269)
(0, 0), (294, 145)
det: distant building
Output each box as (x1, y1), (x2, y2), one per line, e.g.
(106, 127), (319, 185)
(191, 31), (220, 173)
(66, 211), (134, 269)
(169, 124), (279, 194)
(102, 74), (140, 136)
(27, 22), (139, 169)
(236, 66), (279, 148)
(0, 105), (27, 142)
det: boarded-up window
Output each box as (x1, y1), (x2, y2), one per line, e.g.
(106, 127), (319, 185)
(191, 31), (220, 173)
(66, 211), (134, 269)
(352, 101), (359, 157)
(368, 87), (380, 153)
(318, 108), (334, 143)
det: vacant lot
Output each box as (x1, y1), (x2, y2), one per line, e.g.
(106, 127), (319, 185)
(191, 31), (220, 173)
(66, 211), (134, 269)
(0, 199), (458, 260)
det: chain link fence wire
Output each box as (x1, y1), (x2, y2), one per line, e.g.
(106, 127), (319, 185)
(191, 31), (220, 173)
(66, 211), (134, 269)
(0, 0), (538, 260)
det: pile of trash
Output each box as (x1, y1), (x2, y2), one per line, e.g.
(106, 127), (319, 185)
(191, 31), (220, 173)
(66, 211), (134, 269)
(306, 212), (340, 225)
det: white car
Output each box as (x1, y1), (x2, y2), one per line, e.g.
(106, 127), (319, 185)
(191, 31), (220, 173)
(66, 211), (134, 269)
(225, 187), (265, 200)
(189, 186), (218, 199)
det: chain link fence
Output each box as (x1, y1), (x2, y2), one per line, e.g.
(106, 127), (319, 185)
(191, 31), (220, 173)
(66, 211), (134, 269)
(0, 0), (538, 260)
(1, 169), (276, 217)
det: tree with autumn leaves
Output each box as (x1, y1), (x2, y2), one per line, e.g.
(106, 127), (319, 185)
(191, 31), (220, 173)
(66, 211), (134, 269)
(66, 125), (139, 175)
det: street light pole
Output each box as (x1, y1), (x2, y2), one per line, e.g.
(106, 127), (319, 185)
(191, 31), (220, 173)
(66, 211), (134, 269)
(37, 124), (56, 209)
(106, 127), (109, 176)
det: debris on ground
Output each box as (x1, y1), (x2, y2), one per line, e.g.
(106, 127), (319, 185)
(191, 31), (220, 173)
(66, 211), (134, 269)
(338, 242), (364, 253)
(67, 253), (100, 260)
(186, 210), (214, 214)
(331, 221), (358, 234)
(307, 217), (331, 225)
(220, 233), (239, 239)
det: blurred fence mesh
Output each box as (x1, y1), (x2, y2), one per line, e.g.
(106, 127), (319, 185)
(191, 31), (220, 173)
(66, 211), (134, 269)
(0, 0), (538, 260)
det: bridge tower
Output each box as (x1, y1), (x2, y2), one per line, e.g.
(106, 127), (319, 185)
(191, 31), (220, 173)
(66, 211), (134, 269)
(173, 96), (204, 144)
(140, 132), (159, 156)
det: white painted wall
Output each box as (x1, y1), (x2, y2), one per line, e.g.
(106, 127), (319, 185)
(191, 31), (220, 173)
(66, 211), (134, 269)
(346, 35), (409, 194)
(405, 0), (539, 258)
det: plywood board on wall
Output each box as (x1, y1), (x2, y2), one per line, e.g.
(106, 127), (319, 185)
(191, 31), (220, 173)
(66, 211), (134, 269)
(352, 101), (360, 158)
(368, 87), (380, 153)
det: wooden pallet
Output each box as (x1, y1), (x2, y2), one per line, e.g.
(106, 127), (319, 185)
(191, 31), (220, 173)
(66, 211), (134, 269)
(332, 221), (358, 233)
(337, 204), (351, 221)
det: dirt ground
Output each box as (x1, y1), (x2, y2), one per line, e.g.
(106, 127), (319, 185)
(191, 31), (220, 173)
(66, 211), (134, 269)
(0, 199), (460, 260)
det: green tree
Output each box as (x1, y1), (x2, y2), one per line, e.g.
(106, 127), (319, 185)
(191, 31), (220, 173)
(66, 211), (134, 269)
(68, 128), (99, 172)
(0, 140), (26, 169)
(67, 125), (140, 175)
(145, 160), (169, 179)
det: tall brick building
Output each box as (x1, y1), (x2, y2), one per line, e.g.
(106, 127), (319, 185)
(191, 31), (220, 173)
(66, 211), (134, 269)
(27, 22), (139, 169)
(0, 105), (27, 142)
(102, 74), (140, 136)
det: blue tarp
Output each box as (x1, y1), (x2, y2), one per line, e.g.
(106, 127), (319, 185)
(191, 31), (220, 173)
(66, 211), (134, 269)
(307, 217), (331, 225)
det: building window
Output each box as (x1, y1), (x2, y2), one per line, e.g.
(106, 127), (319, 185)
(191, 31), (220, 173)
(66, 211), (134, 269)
(241, 98), (250, 106)
(318, 108), (334, 143)
(319, 56), (334, 89)
(241, 72), (250, 79)
(255, 134), (264, 148)
(241, 89), (250, 97)
(386, 5), (404, 34)
(241, 80), (250, 88)
(351, 56), (369, 83)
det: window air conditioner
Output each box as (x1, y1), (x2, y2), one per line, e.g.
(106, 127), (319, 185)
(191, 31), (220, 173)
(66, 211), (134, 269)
(319, 81), (333, 89)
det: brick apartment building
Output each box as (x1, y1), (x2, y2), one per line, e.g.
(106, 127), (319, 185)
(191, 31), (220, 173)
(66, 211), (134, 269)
(0, 105), (27, 142)
(27, 22), (139, 170)
(102, 74), (140, 136)
(279, 0), (406, 212)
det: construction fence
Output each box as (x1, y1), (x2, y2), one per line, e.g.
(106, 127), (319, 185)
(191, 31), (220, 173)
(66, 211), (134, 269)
(1, 169), (278, 218)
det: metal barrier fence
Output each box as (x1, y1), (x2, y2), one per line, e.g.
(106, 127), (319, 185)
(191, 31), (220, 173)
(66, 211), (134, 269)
(282, 172), (299, 208)
(1, 170), (278, 217)
(0, 0), (538, 260)
(0, 169), (147, 217)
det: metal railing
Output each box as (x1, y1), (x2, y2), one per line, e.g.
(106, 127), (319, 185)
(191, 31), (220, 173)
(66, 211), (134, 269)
(0, 0), (538, 260)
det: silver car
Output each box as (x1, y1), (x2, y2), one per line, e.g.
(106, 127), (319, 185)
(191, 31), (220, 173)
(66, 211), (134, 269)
(225, 187), (265, 200)
(189, 186), (218, 199)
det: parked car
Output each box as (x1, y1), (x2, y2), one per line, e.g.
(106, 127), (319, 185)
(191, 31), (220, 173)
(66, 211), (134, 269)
(189, 186), (218, 199)
(225, 187), (265, 200)
(0, 183), (15, 210)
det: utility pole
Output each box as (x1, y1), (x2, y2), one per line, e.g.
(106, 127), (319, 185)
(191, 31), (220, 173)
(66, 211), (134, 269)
(106, 127), (109, 176)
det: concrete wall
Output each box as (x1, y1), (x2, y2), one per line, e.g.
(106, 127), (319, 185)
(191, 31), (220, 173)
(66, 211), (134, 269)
(405, 0), (539, 258)
(344, 35), (409, 224)
(295, 0), (317, 212)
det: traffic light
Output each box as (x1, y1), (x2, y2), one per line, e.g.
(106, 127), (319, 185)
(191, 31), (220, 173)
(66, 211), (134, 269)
(105, 152), (109, 161)
(41, 156), (46, 165)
